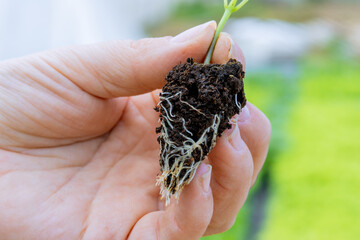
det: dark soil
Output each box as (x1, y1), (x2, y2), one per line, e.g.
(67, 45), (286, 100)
(155, 58), (246, 192)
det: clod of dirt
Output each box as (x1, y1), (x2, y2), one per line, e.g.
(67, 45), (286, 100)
(155, 58), (246, 204)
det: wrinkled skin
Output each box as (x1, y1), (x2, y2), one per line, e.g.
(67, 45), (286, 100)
(0, 22), (271, 240)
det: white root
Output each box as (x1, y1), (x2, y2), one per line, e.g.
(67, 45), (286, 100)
(179, 95), (207, 117)
(157, 91), (240, 206)
(181, 118), (193, 136)
(157, 92), (222, 205)
(235, 93), (242, 110)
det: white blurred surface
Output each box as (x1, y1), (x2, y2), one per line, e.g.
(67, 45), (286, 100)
(0, 0), (176, 61)
(0, 0), (355, 67)
(227, 18), (336, 69)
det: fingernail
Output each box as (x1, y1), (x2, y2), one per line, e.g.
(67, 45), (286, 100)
(172, 21), (216, 43)
(198, 163), (212, 193)
(227, 123), (242, 151)
(227, 35), (245, 64)
(237, 105), (250, 123)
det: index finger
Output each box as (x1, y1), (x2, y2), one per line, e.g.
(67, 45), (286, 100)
(18, 21), (217, 99)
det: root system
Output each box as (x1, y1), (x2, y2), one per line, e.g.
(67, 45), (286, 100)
(155, 58), (246, 205)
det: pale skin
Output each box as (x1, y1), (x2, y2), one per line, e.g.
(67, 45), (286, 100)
(0, 21), (271, 240)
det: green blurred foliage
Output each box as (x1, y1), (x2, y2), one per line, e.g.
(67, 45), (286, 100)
(146, 0), (331, 37)
(257, 51), (360, 240)
(149, 1), (360, 239)
(170, 1), (316, 22)
(147, 0), (359, 39)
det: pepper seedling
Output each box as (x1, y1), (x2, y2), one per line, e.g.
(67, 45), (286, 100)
(156, 0), (250, 206)
(205, 0), (250, 64)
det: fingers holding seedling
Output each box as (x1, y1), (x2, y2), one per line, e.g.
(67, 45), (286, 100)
(155, 0), (251, 205)
(155, 59), (246, 204)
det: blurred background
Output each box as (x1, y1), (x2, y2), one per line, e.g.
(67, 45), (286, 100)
(1, 0), (359, 239)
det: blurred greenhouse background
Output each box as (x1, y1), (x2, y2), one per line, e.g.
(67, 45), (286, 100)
(146, 0), (360, 239)
(0, 0), (359, 239)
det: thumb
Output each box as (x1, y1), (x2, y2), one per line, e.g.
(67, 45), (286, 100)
(30, 21), (216, 98)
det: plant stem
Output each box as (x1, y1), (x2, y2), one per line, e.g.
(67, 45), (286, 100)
(204, 8), (232, 64)
(204, 0), (250, 64)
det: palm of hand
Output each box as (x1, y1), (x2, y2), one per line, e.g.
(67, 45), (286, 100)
(0, 85), (162, 239)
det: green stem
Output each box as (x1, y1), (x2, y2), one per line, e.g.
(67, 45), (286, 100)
(204, 0), (250, 64)
(204, 8), (232, 64)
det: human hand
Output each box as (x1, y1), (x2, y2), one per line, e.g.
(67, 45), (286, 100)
(0, 21), (271, 240)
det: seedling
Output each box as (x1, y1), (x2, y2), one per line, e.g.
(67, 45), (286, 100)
(205, 0), (250, 64)
(156, 0), (250, 205)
